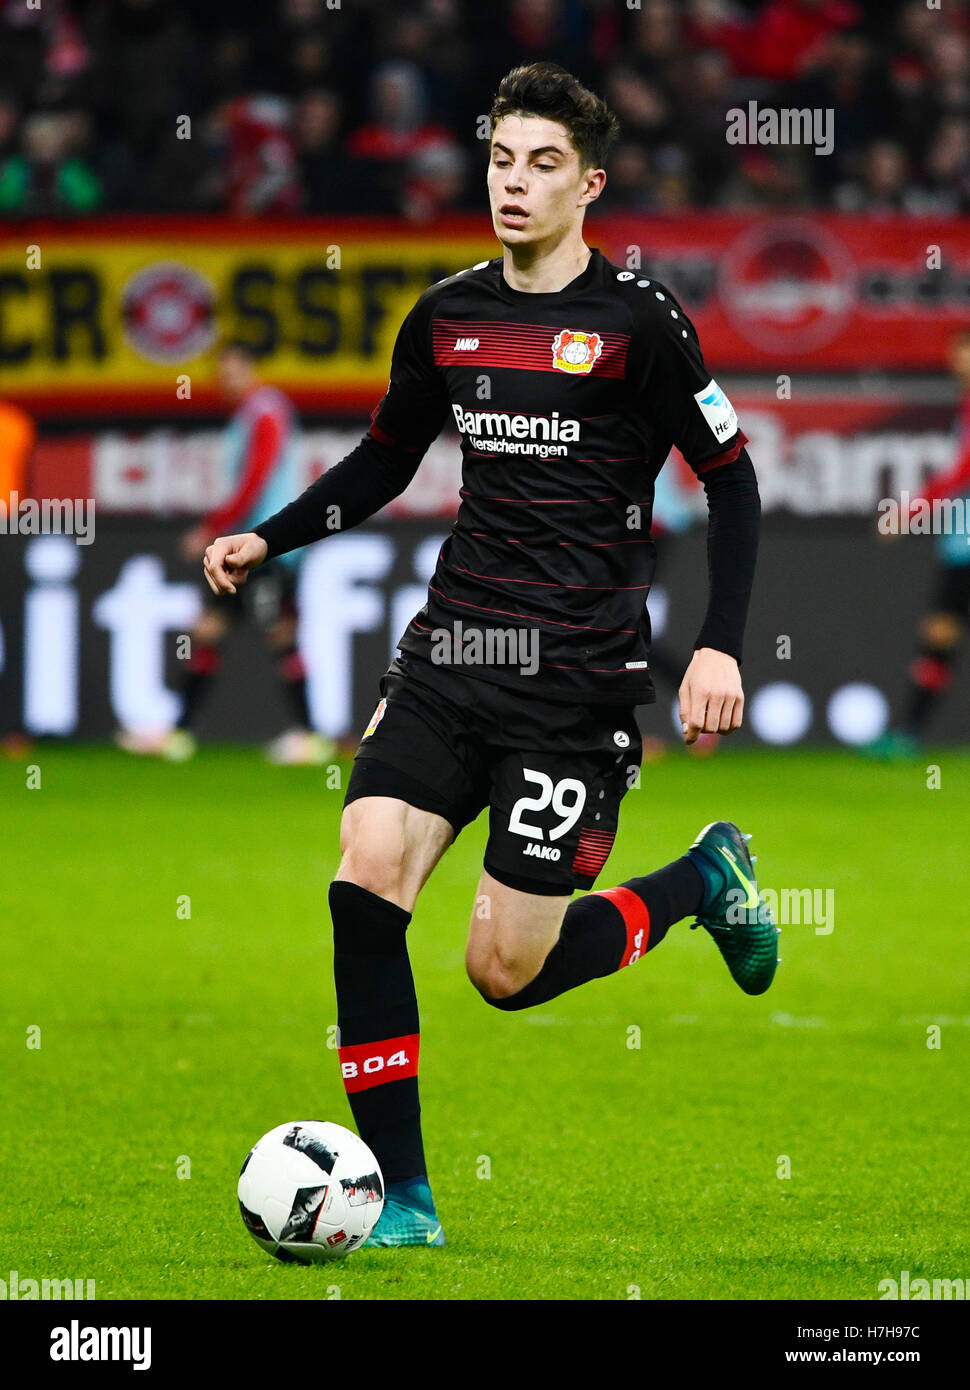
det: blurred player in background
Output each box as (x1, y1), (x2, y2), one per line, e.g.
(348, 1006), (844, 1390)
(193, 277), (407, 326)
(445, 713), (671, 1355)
(869, 327), (970, 758)
(0, 399), (36, 758)
(117, 341), (332, 765)
(0, 398), (34, 507)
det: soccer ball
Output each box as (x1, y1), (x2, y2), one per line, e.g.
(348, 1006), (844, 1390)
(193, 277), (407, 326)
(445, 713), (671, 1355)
(238, 1121), (384, 1263)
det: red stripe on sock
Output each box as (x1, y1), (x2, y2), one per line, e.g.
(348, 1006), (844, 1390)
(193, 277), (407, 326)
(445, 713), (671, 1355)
(338, 1033), (420, 1093)
(592, 886), (651, 968)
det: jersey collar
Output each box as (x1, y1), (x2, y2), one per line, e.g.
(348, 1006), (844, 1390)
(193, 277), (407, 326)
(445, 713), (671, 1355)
(495, 247), (602, 304)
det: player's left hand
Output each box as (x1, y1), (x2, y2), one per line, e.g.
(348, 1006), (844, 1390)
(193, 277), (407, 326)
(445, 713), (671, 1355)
(679, 648), (744, 744)
(180, 525), (210, 563)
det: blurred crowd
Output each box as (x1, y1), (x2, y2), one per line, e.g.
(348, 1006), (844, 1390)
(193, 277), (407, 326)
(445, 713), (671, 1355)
(0, 0), (968, 221)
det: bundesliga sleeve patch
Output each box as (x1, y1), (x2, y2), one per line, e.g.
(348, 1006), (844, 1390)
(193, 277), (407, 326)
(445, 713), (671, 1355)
(362, 698), (387, 739)
(694, 379), (738, 443)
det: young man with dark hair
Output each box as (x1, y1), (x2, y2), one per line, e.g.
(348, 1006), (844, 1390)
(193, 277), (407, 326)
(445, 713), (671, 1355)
(202, 62), (778, 1247)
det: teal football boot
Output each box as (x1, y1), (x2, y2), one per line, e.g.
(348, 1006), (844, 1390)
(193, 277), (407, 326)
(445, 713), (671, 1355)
(363, 1177), (446, 1247)
(686, 821), (780, 996)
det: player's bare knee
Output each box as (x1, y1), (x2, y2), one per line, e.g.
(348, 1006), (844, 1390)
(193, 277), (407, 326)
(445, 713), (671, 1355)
(466, 944), (535, 1003)
(335, 806), (403, 895)
(467, 958), (520, 1002)
(335, 839), (408, 902)
(336, 800), (450, 908)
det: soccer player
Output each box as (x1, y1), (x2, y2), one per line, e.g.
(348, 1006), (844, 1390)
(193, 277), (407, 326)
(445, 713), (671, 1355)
(867, 327), (970, 757)
(0, 399), (36, 757)
(118, 340), (330, 764)
(202, 63), (778, 1247)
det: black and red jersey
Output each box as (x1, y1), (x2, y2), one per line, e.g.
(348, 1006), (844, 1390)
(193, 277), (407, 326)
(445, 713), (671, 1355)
(369, 247), (748, 704)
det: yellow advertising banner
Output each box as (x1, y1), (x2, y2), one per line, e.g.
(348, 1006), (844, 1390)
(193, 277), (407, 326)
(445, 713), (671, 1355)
(0, 216), (497, 414)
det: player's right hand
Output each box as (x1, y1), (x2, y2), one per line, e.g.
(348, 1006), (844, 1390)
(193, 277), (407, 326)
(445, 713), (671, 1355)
(203, 532), (268, 595)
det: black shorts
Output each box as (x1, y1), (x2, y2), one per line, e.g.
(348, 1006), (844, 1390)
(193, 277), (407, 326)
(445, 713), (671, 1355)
(932, 563), (970, 621)
(345, 654), (643, 896)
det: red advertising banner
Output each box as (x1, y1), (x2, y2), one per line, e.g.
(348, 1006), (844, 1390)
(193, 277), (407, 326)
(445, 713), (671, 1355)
(594, 213), (970, 371)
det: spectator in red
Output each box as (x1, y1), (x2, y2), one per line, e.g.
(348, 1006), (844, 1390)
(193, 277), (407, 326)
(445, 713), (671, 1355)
(347, 61), (453, 165)
(401, 138), (468, 223)
(739, 0), (862, 83)
(223, 94), (300, 215)
(683, 0), (749, 75)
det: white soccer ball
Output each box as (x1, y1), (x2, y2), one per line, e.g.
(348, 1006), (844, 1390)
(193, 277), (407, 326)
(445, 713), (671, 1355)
(238, 1121), (384, 1263)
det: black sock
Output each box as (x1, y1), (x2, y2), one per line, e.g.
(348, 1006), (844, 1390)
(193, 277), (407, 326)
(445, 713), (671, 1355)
(330, 880), (426, 1186)
(176, 644), (221, 730)
(903, 645), (956, 736)
(483, 856), (704, 1012)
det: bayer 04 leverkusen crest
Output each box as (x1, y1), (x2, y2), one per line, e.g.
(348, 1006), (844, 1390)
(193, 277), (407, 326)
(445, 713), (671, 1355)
(551, 329), (603, 374)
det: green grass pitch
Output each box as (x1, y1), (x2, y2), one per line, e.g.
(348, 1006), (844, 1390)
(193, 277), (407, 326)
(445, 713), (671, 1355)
(3, 743), (968, 1301)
